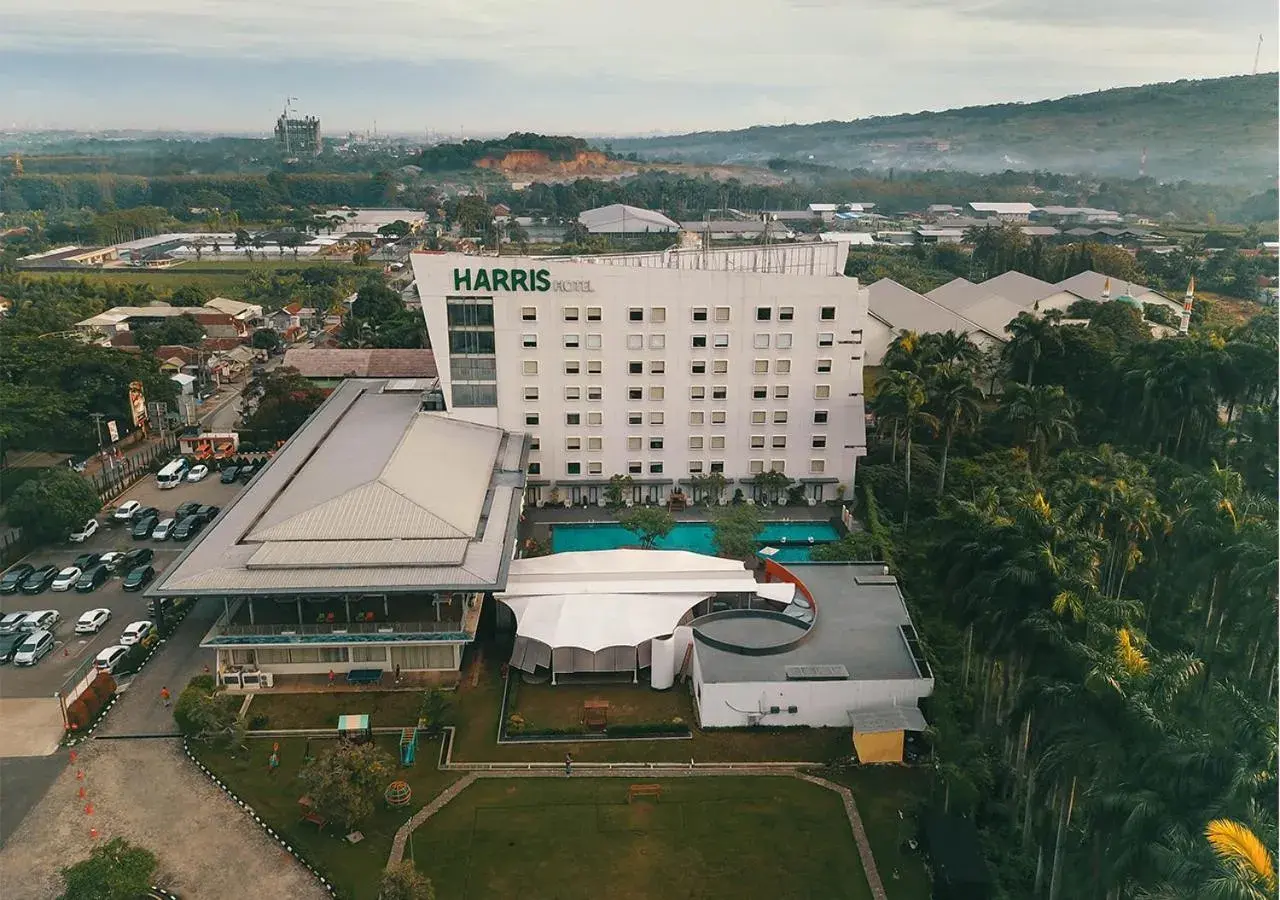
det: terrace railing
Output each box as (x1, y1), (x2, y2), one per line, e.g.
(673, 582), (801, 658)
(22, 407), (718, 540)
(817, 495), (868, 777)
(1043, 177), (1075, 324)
(214, 619), (464, 637)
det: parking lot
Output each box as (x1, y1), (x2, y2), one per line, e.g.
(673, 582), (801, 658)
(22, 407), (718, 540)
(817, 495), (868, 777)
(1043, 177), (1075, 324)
(0, 473), (245, 702)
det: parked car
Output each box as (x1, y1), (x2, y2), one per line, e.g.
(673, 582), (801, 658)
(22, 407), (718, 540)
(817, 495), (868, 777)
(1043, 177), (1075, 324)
(151, 518), (177, 541)
(20, 610), (60, 632)
(195, 505), (221, 523)
(171, 515), (204, 541)
(187, 464), (210, 482)
(121, 548), (154, 570)
(69, 519), (100, 543)
(122, 565), (155, 592)
(20, 565), (59, 594)
(237, 463), (258, 483)
(176, 501), (202, 520)
(134, 506), (160, 522)
(75, 608), (112, 634)
(0, 564), (34, 595)
(75, 565), (110, 593)
(98, 551), (126, 573)
(94, 644), (130, 674)
(0, 610), (31, 634)
(112, 500), (141, 522)
(0, 632), (27, 663)
(51, 566), (82, 592)
(131, 516), (159, 540)
(219, 466), (240, 484)
(13, 629), (55, 666)
(119, 620), (155, 645)
(73, 553), (101, 571)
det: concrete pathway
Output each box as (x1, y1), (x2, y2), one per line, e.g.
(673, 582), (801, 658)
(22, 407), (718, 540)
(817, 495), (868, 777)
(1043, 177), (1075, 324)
(0, 739), (328, 900)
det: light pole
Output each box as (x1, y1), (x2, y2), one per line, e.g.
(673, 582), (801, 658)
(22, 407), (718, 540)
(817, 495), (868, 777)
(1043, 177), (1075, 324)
(89, 412), (106, 454)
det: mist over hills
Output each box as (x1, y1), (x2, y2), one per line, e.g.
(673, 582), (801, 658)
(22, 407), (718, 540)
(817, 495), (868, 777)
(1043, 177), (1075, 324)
(611, 74), (1279, 187)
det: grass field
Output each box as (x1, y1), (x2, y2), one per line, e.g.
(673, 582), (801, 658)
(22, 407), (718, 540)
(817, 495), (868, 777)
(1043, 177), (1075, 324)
(508, 676), (687, 730)
(20, 257), (356, 297)
(410, 776), (872, 900)
(832, 767), (933, 897)
(246, 690), (424, 731)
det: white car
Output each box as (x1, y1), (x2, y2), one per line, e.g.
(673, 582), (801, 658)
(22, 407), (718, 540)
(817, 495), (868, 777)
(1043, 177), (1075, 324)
(151, 518), (176, 541)
(98, 551), (126, 572)
(112, 500), (141, 522)
(51, 567), (82, 592)
(94, 645), (130, 674)
(13, 630), (55, 666)
(69, 519), (100, 543)
(0, 611), (30, 635)
(186, 465), (210, 482)
(119, 620), (155, 646)
(75, 608), (112, 634)
(22, 610), (60, 632)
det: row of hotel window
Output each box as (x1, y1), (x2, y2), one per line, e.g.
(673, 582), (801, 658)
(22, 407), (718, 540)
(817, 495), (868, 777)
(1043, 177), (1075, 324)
(523, 384), (836, 405)
(222, 645), (455, 667)
(523, 357), (833, 378)
(525, 305), (839, 323)
(529, 459), (829, 476)
(524, 409), (832, 427)
(536, 435), (828, 450)
(520, 332), (846, 350)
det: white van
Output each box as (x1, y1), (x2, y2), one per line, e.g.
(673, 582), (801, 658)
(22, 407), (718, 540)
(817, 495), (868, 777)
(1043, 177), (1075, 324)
(156, 458), (190, 490)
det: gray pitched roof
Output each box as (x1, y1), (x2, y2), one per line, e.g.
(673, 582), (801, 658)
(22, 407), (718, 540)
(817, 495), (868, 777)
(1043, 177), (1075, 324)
(868, 279), (998, 339)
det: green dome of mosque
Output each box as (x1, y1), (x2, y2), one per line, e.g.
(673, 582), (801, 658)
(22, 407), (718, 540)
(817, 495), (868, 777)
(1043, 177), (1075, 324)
(1114, 294), (1141, 308)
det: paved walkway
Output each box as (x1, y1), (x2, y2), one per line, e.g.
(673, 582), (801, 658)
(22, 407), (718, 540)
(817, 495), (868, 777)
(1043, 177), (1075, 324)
(0, 739), (328, 900)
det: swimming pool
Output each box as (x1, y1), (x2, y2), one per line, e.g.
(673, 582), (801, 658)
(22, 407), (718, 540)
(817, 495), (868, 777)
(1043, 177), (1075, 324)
(550, 520), (841, 560)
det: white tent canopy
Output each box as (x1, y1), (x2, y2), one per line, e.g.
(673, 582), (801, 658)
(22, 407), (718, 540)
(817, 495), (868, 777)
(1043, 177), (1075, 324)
(499, 592), (707, 652)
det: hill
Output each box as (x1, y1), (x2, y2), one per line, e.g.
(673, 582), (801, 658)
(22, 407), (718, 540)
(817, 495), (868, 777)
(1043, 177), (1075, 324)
(611, 74), (1279, 187)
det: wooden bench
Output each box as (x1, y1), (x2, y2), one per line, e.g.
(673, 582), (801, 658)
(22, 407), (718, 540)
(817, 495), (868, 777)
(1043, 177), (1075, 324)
(628, 784), (662, 803)
(346, 668), (383, 686)
(297, 797), (327, 829)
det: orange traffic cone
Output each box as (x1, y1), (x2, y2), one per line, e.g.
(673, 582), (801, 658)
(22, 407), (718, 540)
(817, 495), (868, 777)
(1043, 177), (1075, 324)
(84, 803), (94, 815)
(89, 827), (100, 839)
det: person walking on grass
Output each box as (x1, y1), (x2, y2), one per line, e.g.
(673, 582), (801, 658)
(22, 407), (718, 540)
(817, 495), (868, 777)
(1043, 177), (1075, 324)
(160, 686), (171, 708)
(565, 752), (573, 777)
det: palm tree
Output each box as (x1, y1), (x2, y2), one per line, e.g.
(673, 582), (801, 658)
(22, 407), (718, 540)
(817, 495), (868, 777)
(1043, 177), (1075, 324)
(1004, 312), (1063, 387)
(882, 329), (928, 373)
(998, 383), (1077, 469)
(929, 363), (983, 495)
(898, 371), (937, 525)
(927, 330), (982, 370)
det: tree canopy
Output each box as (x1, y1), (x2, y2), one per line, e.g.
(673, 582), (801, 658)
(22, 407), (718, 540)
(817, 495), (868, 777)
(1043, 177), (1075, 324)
(5, 466), (101, 543)
(299, 741), (393, 830)
(616, 507), (675, 549)
(58, 838), (158, 900)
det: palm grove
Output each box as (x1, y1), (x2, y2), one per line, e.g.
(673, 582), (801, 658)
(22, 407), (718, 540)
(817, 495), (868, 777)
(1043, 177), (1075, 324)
(843, 299), (1277, 898)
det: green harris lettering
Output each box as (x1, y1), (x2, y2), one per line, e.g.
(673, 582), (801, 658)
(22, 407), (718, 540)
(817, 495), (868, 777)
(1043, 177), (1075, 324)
(510, 269), (529, 291)
(453, 267), (552, 292)
(533, 269), (551, 292)
(452, 268), (472, 291)
(491, 269), (510, 291)
(472, 269), (492, 291)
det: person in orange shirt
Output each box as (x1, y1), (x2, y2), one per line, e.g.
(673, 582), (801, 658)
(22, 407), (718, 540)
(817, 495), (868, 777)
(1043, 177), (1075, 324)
(160, 686), (171, 707)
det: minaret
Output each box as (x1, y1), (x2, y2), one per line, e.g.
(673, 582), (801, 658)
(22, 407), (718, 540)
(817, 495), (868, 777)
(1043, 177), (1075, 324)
(1102, 277), (1112, 301)
(1179, 277), (1195, 335)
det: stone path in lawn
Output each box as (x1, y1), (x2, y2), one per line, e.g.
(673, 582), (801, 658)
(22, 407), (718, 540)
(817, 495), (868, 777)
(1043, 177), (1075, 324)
(0, 739), (327, 900)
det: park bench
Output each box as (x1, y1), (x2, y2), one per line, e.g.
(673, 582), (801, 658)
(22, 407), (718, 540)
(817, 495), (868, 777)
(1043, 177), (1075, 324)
(627, 784), (663, 803)
(346, 668), (383, 686)
(297, 797), (327, 829)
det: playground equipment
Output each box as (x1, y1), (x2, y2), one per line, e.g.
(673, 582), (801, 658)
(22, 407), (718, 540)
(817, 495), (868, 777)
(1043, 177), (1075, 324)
(337, 714), (372, 744)
(400, 727), (417, 765)
(581, 700), (609, 731)
(385, 780), (412, 807)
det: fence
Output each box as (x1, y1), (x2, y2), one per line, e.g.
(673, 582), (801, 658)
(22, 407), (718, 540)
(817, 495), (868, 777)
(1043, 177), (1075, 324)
(88, 434), (179, 503)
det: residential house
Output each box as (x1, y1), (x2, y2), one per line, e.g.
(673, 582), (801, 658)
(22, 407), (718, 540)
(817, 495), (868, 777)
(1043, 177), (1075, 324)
(268, 303), (306, 342)
(578, 204), (680, 235)
(281, 349), (438, 388)
(968, 202), (1037, 222)
(203, 297), (264, 329)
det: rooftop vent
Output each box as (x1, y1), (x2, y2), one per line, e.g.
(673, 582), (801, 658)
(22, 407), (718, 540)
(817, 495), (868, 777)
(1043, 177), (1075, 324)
(854, 574), (898, 585)
(784, 664), (849, 681)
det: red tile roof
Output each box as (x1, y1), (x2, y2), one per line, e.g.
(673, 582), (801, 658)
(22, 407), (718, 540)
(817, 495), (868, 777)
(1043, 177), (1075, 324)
(282, 349), (437, 379)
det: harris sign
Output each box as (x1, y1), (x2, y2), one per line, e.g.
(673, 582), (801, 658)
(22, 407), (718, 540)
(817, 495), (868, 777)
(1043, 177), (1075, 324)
(452, 268), (593, 293)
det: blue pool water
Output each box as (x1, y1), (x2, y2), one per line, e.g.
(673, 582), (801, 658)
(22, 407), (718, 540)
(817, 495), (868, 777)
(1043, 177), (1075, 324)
(551, 520), (840, 560)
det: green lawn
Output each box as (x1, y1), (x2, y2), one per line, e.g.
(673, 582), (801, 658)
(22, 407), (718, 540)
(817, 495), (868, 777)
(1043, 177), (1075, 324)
(831, 767), (933, 898)
(508, 676), (687, 730)
(246, 691), (424, 731)
(20, 258), (356, 297)
(193, 735), (459, 900)
(410, 777), (872, 900)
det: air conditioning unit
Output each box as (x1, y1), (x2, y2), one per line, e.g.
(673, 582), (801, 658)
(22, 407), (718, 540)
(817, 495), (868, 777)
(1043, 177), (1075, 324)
(787, 705), (798, 714)
(262, 672), (275, 688)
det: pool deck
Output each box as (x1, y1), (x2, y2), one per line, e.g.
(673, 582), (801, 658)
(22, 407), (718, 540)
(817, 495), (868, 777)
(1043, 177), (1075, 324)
(522, 502), (842, 548)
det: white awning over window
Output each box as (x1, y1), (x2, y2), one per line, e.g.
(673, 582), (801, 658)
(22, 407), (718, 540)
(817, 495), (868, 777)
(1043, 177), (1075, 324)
(499, 592), (706, 652)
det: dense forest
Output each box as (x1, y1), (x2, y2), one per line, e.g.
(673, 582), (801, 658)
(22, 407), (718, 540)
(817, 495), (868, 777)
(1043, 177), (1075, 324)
(814, 297), (1277, 896)
(414, 133), (593, 172)
(612, 74), (1279, 187)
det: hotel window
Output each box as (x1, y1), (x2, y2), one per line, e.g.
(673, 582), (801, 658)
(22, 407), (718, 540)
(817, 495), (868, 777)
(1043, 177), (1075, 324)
(713, 360), (728, 374)
(711, 411), (726, 425)
(567, 462), (581, 475)
(588, 436), (603, 451)
(649, 412), (664, 425)
(649, 334), (666, 350)
(779, 306), (794, 321)
(649, 386), (665, 401)
(587, 386), (602, 401)
(820, 306), (836, 320)
(774, 411), (788, 424)
(691, 386), (706, 400)
(771, 460), (786, 473)
(710, 435), (725, 450)
(588, 462), (603, 475)
(712, 386), (726, 400)
(851, 329), (863, 343)
(521, 307), (537, 321)
(649, 462), (664, 474)
(692, 307), (708, 322)
(812, 435), (827, 448)
(753, 360), (769, 375)
(710, 461), (725, 473)
(813, 410), (829, 424)
(528, 462), (541, 475)
(689, 411), (705, 425)
(691, 360), (707, 375)
(565, 334), (582, 349)
(587, 411), (602, 425)
(776, 333), (793, 349)
(810, 459), (826, 474)
(522, 360), (538, 375)
(751, 410), (767, 425)
(775, 385), (790, 400)
(756, 306), (772, 321)
(566, 437), (582, 451)
(817, 359), (832, 373)
(628, 387), (643, 400)
(522, 334), (537, 348)
(651, 307), (666, 323)
(818, 333), (834, 347)
(753, 333), (770, 349)
(776, 359), (792, 374)
(524, 387), (539, 401)
(587, 360), (602, 374)
(586, 334), (602, 349)
(692, 334), (707, 348)
(525, 413), (539, 426)
(689, 436), (704, 450)
(529, 437), (540, 450)
(649, 438), (664, 450)
(749, 459), (765, 474)
(713, 334), (729, 348)
(565, 361), (580, 375)
(629, 361), (643, 374)
(565, 387), (581, 400)
(587, 306), (602, 321)
(628, 437), (643, 451)
(627, 334), (644, 350)
(566, 413), (581, 425)
(772, 436), (787, 449)
(689, 461), (704, 474)
(650, 361), (665, 375)
(815, 385), (831, 399)
(714, 307), (731, 322)
(752, 386), (768, 400)
(628, 412), (643, 426)
(629, 307), (643, 322)
(628, 461), (642, 474)
(750, 435), (765, 449)
(563, 307), (579, 321)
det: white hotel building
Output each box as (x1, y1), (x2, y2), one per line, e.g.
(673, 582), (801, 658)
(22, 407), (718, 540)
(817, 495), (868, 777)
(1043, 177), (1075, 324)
(410, 243), (868, 505)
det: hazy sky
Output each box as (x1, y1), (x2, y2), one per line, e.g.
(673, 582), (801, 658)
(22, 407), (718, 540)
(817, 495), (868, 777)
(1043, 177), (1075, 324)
(2, 0), (1275, 136)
